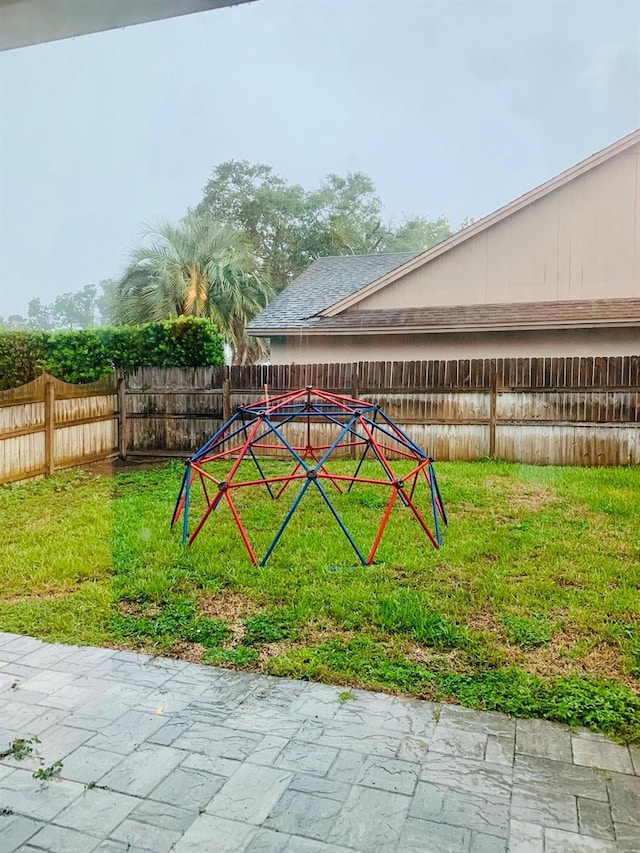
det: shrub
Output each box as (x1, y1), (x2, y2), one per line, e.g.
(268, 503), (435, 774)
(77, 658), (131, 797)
(0, 318), (224, 388)
(0, 331), (43, 390)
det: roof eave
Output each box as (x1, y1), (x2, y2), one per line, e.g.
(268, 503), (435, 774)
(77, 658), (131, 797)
(249, 319), (640, 337)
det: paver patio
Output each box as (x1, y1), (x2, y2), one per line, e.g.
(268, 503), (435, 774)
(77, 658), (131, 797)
(0, 633), (637, 852)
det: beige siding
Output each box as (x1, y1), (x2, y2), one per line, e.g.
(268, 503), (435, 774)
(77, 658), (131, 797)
(354, 145), (640, 311)
(270, 328), (640, 365)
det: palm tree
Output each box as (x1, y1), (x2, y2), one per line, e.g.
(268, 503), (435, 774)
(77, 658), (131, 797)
(117, 216), (273, 364)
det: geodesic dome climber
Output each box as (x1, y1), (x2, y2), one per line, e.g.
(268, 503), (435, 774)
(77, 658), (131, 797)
(171, 387), (447, 566)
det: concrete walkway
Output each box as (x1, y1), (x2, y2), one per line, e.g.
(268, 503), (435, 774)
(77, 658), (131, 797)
(0, 633), (637, 853)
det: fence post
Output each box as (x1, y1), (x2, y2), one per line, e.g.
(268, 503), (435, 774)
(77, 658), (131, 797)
(489, 360), (498, 458)
(350, 366), (360, 459)
(222, 376), (232, 423)
(44, 377), (55, 477)
(118, 372), (128, 461)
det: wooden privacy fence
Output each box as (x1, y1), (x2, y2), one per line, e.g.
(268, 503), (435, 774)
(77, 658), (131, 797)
(1, 356), (638, 484)
(124, 356), (640, 467)
(0, 373), (119, 485)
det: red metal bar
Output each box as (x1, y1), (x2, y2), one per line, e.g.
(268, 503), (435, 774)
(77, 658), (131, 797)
(190, 464), (220, 485)
(403, 458), (433, 482)
(188, 490), (225, 546)
(357, 417), (396, 482)
(400, 488), (439, 548)
(312, 388), (356, 413)
(275, 462), (301, 499)
(198, 471), (211, 505)
(228, 472), (307, 490)
(308, 449), (343, 494)
(264, 388), (309, 415)
(198, 445), (242, 463)
(225, 492), (258, 565)
(226, 417), (264, 484)
(372, 442), (419, 460)
(367, 488), (399, 564)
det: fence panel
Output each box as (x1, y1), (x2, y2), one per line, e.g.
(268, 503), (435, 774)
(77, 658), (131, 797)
(124, 358), (640, 466)
(0, 373), (118, 485)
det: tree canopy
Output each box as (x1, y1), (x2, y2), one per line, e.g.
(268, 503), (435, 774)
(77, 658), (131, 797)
(3, 161), (468, 366)
(115, 216), (272, 365)
(195, 161), (457, 287)
(0, 281), (118, 332)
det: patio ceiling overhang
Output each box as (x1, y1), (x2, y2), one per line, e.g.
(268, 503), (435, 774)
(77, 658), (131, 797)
(0, 0), (256, 51)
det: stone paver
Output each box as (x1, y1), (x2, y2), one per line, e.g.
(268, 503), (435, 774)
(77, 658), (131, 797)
(0, 633), (638, 852)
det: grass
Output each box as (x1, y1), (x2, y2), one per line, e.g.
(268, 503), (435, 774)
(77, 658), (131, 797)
(0, 459), (639, 742)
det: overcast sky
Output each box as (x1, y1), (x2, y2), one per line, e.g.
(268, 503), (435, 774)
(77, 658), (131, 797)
(0, 0), (638, 317)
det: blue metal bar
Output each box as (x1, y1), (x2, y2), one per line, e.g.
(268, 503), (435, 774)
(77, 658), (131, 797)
(428, 464), (442, 546)
(432, 466), (448, 526)
(346, 442), (370, 492)
(171, 467), (188, 528)
(239, 411), (274, 499)
(375, 410), (428, 458)
(312, 478), (367, 565)
(310, 406), (368, 444)
(182, 465), (192, 545)
(358, 416), (410, 507)
(191, 411), (242, 462)
(259, 417), (308, 468)
(315, 415), (358, 470)
(260, 479), (312, 565)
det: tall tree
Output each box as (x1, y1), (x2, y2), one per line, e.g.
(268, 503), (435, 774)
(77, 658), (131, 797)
(195, 161), (458, 287)
(116, 216), (272, 365)
(380, 215), (453, 253)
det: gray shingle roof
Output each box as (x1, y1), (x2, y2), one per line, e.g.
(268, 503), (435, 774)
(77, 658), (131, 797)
(247, 252), (419, 332)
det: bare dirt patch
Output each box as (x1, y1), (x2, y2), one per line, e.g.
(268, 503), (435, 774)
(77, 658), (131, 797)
(485, 477), (557, 512)
(465, 609), (506, 638)
(118, 600), (160, 618)
(1, 590), (74, 605)
(519, 631), (639, 691)
(198, 591), (258, 621)
(165, 640), (206, 664)
(258, 640), (297, 663)
(402, 641), (470, 671)
(198, 590), (259, 647)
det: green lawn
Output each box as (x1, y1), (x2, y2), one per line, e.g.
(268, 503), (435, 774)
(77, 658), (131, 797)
(1, 459), (639, 742)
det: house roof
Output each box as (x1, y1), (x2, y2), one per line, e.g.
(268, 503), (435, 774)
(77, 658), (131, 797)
(320, 127), (640, 317)
(248, 128), (640, 337)
(247, 252), (419, 331)
(301, 298), (640, 336)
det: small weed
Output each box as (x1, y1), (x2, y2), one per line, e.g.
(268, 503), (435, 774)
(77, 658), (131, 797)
(501, 615), (554, 649)
(204, 647), (259, 667)
(243, 612), (296, 647)
(84, 780), (108, 791)
(33, 761), (63, 781)
(591, 766), (612, 782)
(182, 617), (229, 648)
(0, 807), (13, 816)
(112, 598), (228, 649)
(10, 682), (17, 690)
(338, 691), (356, 704)
(0, 737), (40, 760)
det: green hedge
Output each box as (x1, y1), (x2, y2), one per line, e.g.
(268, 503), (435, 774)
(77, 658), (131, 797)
(0, 318), (224, 389)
